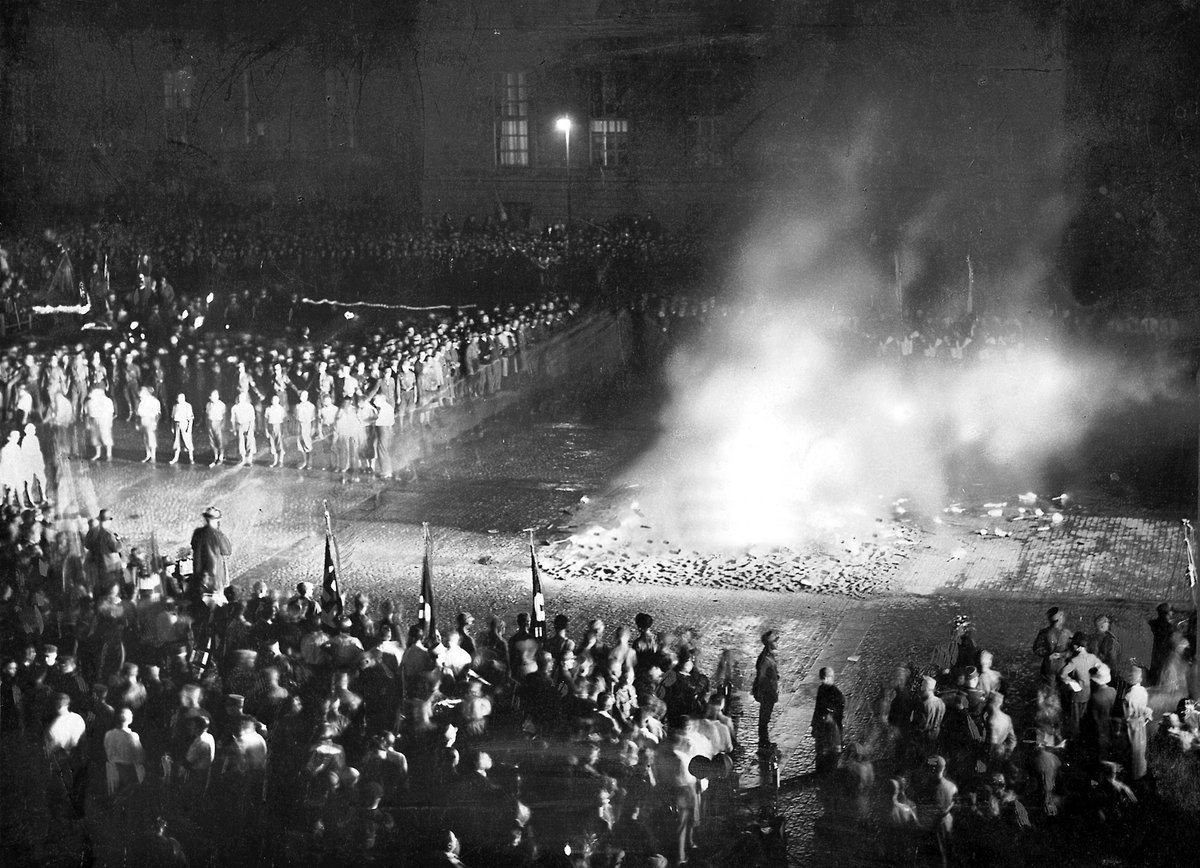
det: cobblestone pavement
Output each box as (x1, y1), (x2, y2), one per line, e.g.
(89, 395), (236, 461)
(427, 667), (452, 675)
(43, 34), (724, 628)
(53, 369), (1198, 865)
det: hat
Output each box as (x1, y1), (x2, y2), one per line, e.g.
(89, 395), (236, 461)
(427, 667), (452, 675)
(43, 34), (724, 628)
(98, 509), (113, 522)
(1091, 664), (1111, 685)
(202, 506), (222, 519)
(1157, 602), (1171, 614)
(1046, 607), (1060, 620)
(1070, 631), (1088, 647)
(42, 644), (58, 655)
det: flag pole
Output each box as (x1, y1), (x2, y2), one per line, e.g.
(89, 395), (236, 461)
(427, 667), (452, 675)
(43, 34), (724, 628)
(966, 254), (974, 316)
(419, 521), (436, 641)
(894, 250), (903, 314)
(526, 527), (546, 641)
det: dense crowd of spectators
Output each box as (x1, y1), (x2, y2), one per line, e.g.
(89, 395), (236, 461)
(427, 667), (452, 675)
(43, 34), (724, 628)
(0, 507), (759, 867)
(1, 207), (704, 339)
(2, 204), (1198, 867)
(801, 607), (1199, 865)
(640, 295), (1184, 368)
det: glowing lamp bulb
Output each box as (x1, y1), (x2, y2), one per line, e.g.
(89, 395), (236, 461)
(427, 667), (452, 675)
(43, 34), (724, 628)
(556, 116), (571, 134)
(344, 311), (356, 320)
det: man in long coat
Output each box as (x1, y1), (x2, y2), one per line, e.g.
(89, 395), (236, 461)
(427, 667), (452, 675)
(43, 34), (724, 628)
(190, 506), (233, 600)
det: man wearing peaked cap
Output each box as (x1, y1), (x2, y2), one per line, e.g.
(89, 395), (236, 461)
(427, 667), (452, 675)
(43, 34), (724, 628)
(190, 506), (232, 603)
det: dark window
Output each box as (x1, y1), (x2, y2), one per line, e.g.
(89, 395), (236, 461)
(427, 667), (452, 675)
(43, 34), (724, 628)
(589, 119), (629, 168)
(689, 115), (724, 167)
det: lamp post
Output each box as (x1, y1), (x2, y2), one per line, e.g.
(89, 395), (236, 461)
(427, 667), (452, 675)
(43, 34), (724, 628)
(556, 115), (572, 281)
(556, 116), (572, 226)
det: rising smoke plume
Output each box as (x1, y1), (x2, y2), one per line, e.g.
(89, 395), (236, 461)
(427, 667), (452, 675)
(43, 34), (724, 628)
(630, 98), (1186, 552)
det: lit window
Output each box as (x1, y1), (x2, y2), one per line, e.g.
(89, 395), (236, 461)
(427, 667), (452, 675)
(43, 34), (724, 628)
(589, 119), (628, 168)
(496, 72), (530, 167)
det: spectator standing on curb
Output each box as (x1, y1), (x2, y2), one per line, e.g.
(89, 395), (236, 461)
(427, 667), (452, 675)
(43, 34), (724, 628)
(752, 629), (779, 756)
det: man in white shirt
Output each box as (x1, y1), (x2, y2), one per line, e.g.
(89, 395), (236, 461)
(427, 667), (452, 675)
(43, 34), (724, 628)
(264, 395), (287, 468)
(317, 394), (338, 470)
(205, 390), (227, 467)
(104, 707), (145, 795)
(439, 629), (472, 682)
(86, 387), (115, 462)
(169, 393), (195, 465)
(183, 713), (216, 803)
(136, 386), (161, 463)
(45, 692), (86, 755)
(294, 390), (316, 469)
(372, 394), (395, 479)
(231, 391), (257, 467)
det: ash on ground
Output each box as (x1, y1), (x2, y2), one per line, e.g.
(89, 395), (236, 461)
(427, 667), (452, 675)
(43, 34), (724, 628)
(539, 489), (1070, 597)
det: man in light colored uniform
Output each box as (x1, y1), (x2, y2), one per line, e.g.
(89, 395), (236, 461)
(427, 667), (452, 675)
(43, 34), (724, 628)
(136, 386), (161, 464)
(86, 387), (115, 462)
(231, 391), (257, 467)
(295, 389), (316, 469)
(205, 390), (227, 466)
(170, 393), (195, 465)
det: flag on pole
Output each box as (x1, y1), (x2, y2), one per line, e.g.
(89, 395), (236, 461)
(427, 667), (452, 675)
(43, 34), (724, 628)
(528, 531), (547, 641)
(321, 502), (343, 624)
(419, 522), (436, 640)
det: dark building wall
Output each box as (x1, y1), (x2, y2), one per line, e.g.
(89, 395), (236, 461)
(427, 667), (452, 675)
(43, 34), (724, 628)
(3, 8), (423, 215)
(417, 0), (1069, 250)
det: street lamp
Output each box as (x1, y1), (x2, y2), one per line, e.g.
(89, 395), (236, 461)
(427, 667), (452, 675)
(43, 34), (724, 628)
(556, 116), (572, 228)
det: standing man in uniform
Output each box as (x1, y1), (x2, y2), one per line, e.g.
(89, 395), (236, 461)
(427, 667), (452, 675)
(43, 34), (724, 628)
(85, 508), (124, 594)
(264, 395), (287, 468)
(372, 394), (395, 479)
(136, 386), (161, 464)
(169, 393), (195, 465)
(191, 506), (233, 601)
(752, 629), (780, 756)
(294, 390), (316, 470)
(232, 392), (257, 467)
(86, 387), (115, 462)
(205, 390), (227, 467)
(1032, 607), (1071, 686)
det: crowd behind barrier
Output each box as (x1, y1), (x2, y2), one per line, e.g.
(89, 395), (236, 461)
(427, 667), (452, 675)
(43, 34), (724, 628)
(0, 208), (705, 340)
(1, 208), (1198, 866)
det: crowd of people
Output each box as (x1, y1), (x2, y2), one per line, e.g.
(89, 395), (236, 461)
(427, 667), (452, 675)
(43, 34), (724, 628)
(1, 496), (761, 867)
(0, 289), (587, 499)
(1, 207), (704, 341)
(638, 293), (1184, 371)
(2, 202), (1198, 866)
(794, 607), (1200, 865)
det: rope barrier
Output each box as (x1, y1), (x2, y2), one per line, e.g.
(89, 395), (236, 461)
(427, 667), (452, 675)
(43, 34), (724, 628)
(298, 297), (476, 311)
